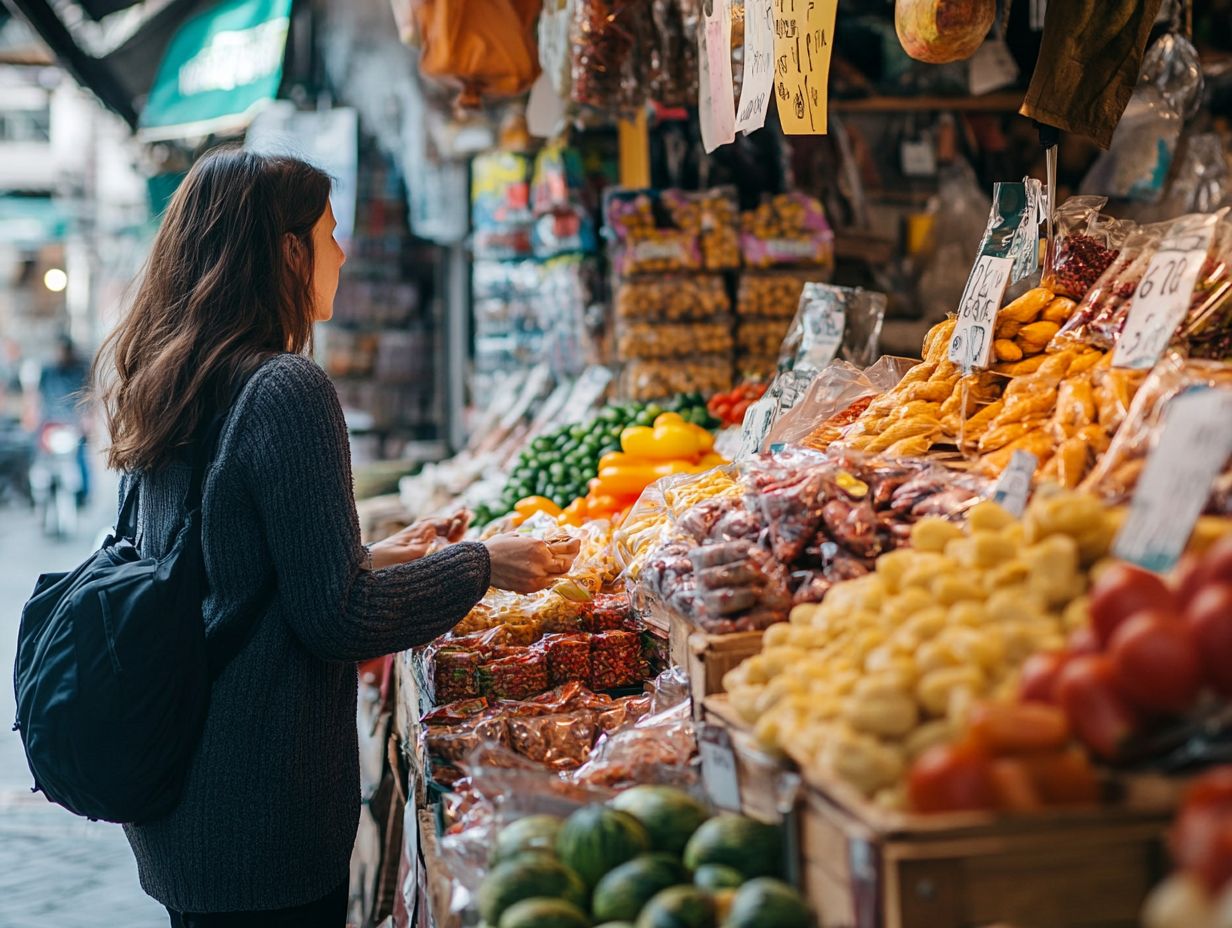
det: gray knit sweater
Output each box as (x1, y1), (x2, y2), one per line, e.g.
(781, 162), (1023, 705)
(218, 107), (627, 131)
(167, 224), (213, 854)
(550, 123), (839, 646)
(117, 353), (490, 913)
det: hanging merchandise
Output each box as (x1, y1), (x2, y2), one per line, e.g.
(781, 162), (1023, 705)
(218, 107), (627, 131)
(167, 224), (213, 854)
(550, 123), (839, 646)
(538, 0), (576, 99)
(414, 0), (542, 111)
(698, 0), (737, 154)
(531, 141), (599, 259)
(779, 283), (888, 376)
(894, 0), (994, 64)
(651, 0), (702, 107)
(570, 0), (656, 114)
(1020, 0), (1164, 148)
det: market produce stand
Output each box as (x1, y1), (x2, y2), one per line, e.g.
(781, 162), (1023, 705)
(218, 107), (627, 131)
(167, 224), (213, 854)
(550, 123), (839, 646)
(702, 695), (1177, 928)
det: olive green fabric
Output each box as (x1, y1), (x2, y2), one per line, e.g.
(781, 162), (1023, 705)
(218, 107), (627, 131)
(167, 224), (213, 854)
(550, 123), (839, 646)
(1020, 0), (1164, 149)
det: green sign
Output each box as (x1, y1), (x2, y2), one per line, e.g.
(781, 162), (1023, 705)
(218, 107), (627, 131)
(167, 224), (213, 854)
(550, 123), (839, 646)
(138, 0), (291, 141)
(0, 196), (69, 247)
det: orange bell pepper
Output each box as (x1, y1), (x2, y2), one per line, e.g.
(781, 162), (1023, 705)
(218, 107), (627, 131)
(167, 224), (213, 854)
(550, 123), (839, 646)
(514, 495), (563, 518)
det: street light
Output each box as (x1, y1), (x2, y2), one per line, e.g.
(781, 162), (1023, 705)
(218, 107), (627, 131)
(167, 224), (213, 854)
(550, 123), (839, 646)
(43, 268), (67, 292)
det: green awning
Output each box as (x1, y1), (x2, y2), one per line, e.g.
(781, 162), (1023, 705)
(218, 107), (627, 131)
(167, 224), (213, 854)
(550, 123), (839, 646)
(0, 196), (70, 246)
(137, 0), (291, 142)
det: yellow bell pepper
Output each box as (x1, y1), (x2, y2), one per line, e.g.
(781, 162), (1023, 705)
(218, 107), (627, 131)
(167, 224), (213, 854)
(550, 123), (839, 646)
(514, 495), (562, 518)
(654, 412), (686, 427)
(697, 451), (728, 468)
(621, 423), (704, 460)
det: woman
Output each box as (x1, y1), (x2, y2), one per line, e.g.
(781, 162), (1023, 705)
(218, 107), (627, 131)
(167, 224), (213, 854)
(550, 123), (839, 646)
(92, 148), (579, 926)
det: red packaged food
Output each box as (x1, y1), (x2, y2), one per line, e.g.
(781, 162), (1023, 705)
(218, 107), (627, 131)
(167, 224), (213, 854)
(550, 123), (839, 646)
(421, 697), (490, 726)
(591, 592), (634, 631)
(429, 648), (480, 703)
(1042, 197), (1131, 300)
(477, 650), (550, 701)
(507, 710), (599, 769)
(589, 630), (644, 690)
(536, 633), (593, 687)
(425, 716), (509, 764)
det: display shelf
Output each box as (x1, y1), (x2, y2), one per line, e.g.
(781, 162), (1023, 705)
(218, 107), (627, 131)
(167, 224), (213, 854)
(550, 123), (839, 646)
(832, 91), (1024, 114)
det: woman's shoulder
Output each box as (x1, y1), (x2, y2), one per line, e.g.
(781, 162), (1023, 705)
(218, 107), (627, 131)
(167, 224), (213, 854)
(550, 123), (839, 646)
(225, 353), (341, 445)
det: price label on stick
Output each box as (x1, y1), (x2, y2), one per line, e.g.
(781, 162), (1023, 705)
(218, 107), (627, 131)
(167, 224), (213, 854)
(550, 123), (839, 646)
(772, 0), (838, 135)
(1113, 388), (1232, 573)
(1113, 216), (1216, 370)
(699, 0), (736, 153)
(735, 0), (775, 134)
(991, 450), (1038, 517)
(699, 724), (742, 812)
(948, 255), (1014, 371)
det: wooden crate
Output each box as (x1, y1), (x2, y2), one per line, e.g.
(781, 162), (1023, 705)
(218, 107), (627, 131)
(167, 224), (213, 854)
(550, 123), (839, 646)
(417, 809), (462, 928)
(669, 616), (763, 718)
(703, 696), (1176, 928)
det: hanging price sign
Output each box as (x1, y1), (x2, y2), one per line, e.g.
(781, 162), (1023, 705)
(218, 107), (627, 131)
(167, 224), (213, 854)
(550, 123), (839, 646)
(991, 450), (1038, 517)
(772, 0), (838, 135)
(699, 0), (737, 153)
(1113, 215), (1216, 370)
(735, 0), (775, 134)
(948, 255), (1014, 371)
(1113, 387), (1232, 573)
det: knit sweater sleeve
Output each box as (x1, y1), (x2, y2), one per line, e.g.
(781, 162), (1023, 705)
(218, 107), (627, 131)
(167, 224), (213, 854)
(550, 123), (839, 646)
(230, 354), (490, 662)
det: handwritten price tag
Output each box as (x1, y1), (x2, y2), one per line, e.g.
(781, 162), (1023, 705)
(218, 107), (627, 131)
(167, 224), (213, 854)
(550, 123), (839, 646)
(948, 255), (1014, 371)
(1113, 387), (1232, 573)
(699, 0), (736, 153)
(991, 450), (1038, 517)
(772, 0), (838, 135)
(1113, 215), (1216, 370)
(699, 724), (742, 812)
(736, 0), (775, 134)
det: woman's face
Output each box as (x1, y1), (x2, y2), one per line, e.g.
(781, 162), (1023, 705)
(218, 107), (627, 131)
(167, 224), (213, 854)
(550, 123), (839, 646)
(310, 201), (346, 322)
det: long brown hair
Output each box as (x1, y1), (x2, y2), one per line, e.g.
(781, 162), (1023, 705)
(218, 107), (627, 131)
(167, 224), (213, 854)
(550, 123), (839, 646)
(94, 148), (331, 472)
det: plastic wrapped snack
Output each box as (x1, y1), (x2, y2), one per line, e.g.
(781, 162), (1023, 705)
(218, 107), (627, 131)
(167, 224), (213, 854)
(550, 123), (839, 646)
(663, 188), (740, 271)
(507, 710), (600, 769)
(617, 320), (734, 360)
(1081, 354), (1232, 514)
(535, 633), (592, 687)
(605, 189), (701, 276)
(570, 0), (655, 113)
(589, 592), (633, 631)
(740, 193), (836, 270)
(737, 269), (826, 320)
(1042, 196), (1131, 301)
(477, 650), (550, 701)
(621, 357), (733, 402)
(779, 283), (888, 374)
(589, 630), (644, 690)
(614, 274), (730, 323)
(570, 710), (698, 789)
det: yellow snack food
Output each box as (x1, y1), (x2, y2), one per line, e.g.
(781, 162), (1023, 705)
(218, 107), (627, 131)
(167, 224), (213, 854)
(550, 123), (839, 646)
(993, 339), (1023, 362)
(1041, 296), (1078, 324)
(997, 287), (1054, 323)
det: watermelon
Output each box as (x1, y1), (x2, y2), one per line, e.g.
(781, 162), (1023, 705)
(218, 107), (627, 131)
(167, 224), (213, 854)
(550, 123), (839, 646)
(556, 804), (651, 888)
(683, 815), (782, 880)
(636, 886), (716, 928)
(498, 897), (590, 928)
(492, 815), (563, 865)
(693, 864), (744, 891)
(477, 855), (588, 925)
(722, 878), (812, 928)
(611, 786), (710, 855)
(593, 853), (690, 922)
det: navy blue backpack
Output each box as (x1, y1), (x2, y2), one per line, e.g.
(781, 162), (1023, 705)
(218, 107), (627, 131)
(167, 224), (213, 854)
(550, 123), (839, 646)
(13, 400), (253, 824)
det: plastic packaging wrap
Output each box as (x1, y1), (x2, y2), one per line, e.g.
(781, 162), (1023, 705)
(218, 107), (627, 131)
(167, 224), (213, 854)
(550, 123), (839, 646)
(779, 283), (888, 375)
(737, 269), (828, 320)
(649, 0), (701, 106)
(1042, 196), (1130, 300)
(617, 320), (734, 360)
(570, 0), (656, 113)
(539, 0), (576, 98)
(663, 188), (741, 271)
(621, 357), (733, 402)
(614, 274), (730, 322)
(413, 0), (541, 109)
(588, 630), (644, 690)
(1081, 354), (1232, 514)
(570, 705), (699, 789)
(740, 193), (836, 270)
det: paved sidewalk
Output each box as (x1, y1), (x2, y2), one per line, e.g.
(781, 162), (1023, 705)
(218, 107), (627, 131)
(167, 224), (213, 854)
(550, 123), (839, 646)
(0, 478), (165, 928)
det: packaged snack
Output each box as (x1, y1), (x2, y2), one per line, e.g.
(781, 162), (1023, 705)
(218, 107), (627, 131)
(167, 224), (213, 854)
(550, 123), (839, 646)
(614, 274), (730, 322)
(662, 189), (740, 271)
(507, 710), (600, 769)
(477, 651), (550, 701)
(617, 320), (734, 360)
(589, 592), (634, 631)
(589, 630), (644, 690)
(621, 357), (732, 402)
(570, 0), (656, 113)
(649, 0), (700, 106)
(571, 711), (698, 789)
(739, 193), (836, 269)
(1042, 196), (1132, 300)
(737, 269), (825, 320)
(535, 634), (592, 687)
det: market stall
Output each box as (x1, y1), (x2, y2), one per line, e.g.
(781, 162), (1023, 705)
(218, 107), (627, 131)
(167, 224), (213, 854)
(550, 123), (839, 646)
(362, 2), (1232, 928)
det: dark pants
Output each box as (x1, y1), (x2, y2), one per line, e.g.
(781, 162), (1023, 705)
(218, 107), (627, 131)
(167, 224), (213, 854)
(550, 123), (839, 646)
(165, 879), (348, 928)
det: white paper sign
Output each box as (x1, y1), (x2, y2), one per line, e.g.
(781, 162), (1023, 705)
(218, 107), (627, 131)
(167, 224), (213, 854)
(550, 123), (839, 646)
(1114, 215), (1217, 370)
(699, 725), (742, 812)
(948, 255), (1014, 371)
(992, 450), (1038, 517)
(699, 0), (737, 153)
(969, 39), (1020, 96)
(901, 139), (937, 177)
(1113, 388), (1232, 573)
(735, 0), (775, 135)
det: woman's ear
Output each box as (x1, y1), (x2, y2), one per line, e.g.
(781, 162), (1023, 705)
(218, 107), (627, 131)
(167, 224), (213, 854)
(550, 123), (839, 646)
(283, 232), (307, 271)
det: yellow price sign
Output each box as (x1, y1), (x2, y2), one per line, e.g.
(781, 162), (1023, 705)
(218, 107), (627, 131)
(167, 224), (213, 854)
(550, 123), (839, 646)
(772, 0), (838, 135)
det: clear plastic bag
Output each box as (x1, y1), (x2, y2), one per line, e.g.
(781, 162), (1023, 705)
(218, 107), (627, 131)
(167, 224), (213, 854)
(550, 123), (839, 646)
(1081, 353), (1232, 514)
(571, 0), (657, 113)
(1042, 196), (1132, 300)
(778, 283), (888, 375)
(739, 192), (836, 270)
(765, 359), (879, 452)
(614, 273), (730, 323)
(620, 356), (733, 402)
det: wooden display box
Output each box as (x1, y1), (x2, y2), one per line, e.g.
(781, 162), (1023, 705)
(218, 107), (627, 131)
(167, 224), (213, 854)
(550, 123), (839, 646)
(417, 809), (461, 928)
(702, 696), (1176, 928)
(668, 616), (764, 719)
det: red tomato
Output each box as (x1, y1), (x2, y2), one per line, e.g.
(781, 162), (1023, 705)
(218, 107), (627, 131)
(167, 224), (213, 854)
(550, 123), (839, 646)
(1172, 802), (1232, 893)
(1186, 583), (1232, 697)
(989, 758), (1043, 812)
(907, 740), (997, 814)
(1067, 627), (1101, 656)
(1204, 535), (1232, 585)
(1019, 749), (1101, 806)
(1176, 554), (1213, 610)
(730, 399), (752, 422)
(967, 702), (1070, 754)
(1019, 651), (1071, 705)
(1109, 609), (1202, 715)
(1056, 655), (1138, 760)
(1088, 563), (1176, 647)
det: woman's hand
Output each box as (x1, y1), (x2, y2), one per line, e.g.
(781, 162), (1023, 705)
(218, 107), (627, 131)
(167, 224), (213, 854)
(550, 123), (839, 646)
(484, 532), (582, 594)
(368, 511), (470, 570)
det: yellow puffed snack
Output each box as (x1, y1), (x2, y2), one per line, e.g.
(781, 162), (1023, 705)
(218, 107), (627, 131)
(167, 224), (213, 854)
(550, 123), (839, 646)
(1041, 296), (1078, 324)
(843, 680), (919, 739)
(931, 574), (986, 606)
(997, 287), (1054, 323)
(1016, 320), (1062, 349)
(921, 319), (957, 361)
(994, 339), (1024, 361)
(967, 500), (1015, 532)
(910, 517), (965, 553)
(917, 666), (986, 717)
